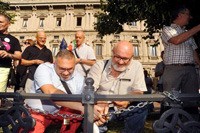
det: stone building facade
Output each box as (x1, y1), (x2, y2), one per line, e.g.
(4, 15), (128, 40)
(3, 0), (164, 78)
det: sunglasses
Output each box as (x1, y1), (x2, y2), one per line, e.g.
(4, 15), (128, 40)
(24, 42), (30, 45)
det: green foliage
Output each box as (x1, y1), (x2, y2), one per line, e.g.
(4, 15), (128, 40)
(95, 0), (171, 38)
(0, 1), (16, 23)
(95, 0), (200, 41)
(0, 1), (10, 13)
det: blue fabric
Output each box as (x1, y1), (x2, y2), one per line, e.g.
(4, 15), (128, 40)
(99, 106), (148, 133)
(60, 38), (67, 50)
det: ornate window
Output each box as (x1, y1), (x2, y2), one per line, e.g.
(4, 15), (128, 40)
(52, 44), (59, 56)
(56, 18), (62, 27)
(130, 35), (140, 59)
(22, 18), (28, 27)
(20, 36), (24, 40)
(149, 45), (157, 57)
(76, 17), (82, 26)
(54, 36), (59, 39)
(74, 11), (85, 27)
(49, 37), (60, 57)
(92, 35), (105, 59)
(130, 21), (137, 26)
(36, 13), (47, 28)
(53, 13), (64, 28)
(147, 39), (158, 59)
(39, 18), (45, 27)
(133, 45), (139, 57)
(96, 44), (103, 58)
(20, 13), (31, 28)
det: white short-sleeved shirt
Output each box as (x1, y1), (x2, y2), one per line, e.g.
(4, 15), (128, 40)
(73, 43), (96, 76)
(25, 62), (85, 113)
(87, 59), (147, 95)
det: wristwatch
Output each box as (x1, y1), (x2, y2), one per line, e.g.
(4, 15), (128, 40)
(80, 58), (82, 63)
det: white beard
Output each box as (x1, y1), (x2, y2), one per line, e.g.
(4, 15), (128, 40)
(112, 62), (127, 72)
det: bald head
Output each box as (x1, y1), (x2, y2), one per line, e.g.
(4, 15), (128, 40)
(36, 31), (46, 38)
(75, 31), (85, 37)
(111, 41), (133, 71)
(36, 31), (47, 47)
(113, 41), (133, 57)
(75, 31), (85, 47)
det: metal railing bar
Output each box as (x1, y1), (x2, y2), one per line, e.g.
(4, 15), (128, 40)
(1, 93), (199, 102)
(0, 93), (166, 101)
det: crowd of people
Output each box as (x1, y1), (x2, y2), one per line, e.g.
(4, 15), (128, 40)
(0, 4), (200, 132)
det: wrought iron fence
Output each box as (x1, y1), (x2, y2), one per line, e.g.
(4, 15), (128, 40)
(0, 78), (200, 133)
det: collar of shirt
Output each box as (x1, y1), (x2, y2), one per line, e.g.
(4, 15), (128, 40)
(171, 23), (186, 30)
(77, 43), (86, 49)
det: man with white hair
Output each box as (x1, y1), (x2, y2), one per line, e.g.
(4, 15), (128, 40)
(88, 40), (148, 133)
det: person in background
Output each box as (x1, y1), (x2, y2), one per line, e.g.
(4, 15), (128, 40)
(0, 13), (21, 106)
(88, 41), (148, 133)
(161, 5), (200, 93)
(24, 50), (107, 133)
(161, 5), (200, 119)
(144, 69), (153, 94)
(155, 51), (165, 92)
(14, 39), (35, 92)
(144, 69), (154, 112)
(72, 30), (96, 77)
(22, 39), (35, 51)
(21, 31), (53, 93)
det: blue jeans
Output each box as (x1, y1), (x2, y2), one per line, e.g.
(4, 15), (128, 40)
(99, 105), (148, 133)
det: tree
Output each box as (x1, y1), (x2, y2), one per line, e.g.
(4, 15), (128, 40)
(0, 1), (9, 13)
(0, 0), (15, 22)
(95, 0), (200, 45)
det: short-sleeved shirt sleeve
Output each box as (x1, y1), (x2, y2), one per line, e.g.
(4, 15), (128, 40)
(88, 60), (147, 95)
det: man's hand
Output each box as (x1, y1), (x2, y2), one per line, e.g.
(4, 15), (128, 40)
(94, 103), (109, 126)
(34, 59), (44, 65)
(76, 58), (81, 64)
(0, 50), (9, 58)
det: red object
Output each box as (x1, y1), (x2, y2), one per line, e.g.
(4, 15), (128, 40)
(22, 107), (83, 133)
(68, 44), (73, 51)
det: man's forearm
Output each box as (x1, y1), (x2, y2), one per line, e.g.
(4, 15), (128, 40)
(55, 101), (84, 113)
(129, 90), (144, 95)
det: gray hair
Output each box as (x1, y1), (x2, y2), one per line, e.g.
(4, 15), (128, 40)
(56, 49), (75, 60)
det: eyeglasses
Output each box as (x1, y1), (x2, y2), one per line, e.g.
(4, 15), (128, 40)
(24, 42), (30, 45)
(59, 67), (74, 74)
(180, 12), (191, 17)
(113, 55), (132, 64)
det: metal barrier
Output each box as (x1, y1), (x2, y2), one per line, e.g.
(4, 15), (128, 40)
(0, 78), (200, 133)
